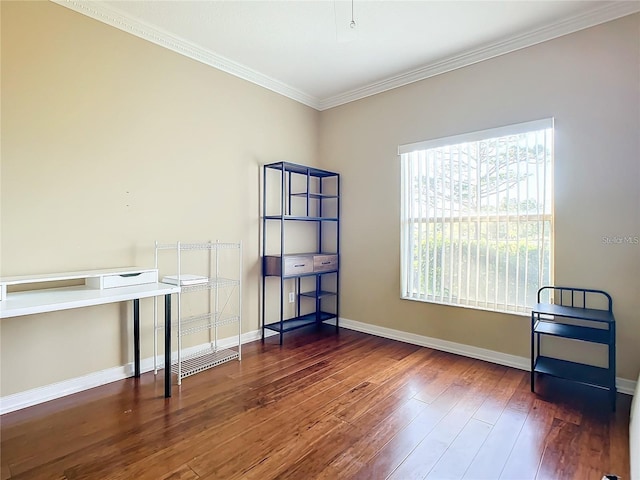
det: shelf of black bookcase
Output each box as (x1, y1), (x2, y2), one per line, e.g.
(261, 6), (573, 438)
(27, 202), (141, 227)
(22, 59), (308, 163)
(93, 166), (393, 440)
(264, 311), (336, 333)
(264, 215), (339, 222)
(290, 192), (339, 200)
(265, 161), (337, 178)
(534, 356), (611, 389)
(300, 290), (337, 299)
(533, 320), (611, 344)
(280, 271), (337, 279)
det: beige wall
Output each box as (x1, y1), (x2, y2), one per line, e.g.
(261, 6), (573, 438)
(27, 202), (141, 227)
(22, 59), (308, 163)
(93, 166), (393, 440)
(0, 1), (319, 396)
(2, 1), (639, 400)
(320, 13), (640, 381)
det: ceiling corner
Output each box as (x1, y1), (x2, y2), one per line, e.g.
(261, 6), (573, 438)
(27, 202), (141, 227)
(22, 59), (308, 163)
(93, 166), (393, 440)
(318, 0), (640, 111)
(50, 0), (323, 110)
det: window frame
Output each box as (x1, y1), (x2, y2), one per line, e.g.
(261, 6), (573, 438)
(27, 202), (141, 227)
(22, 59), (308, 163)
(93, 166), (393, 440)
(398, 118), (554, 315)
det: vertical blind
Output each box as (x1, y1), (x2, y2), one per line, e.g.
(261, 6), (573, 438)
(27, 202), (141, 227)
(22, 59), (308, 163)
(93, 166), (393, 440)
(399, 119), (554, 313)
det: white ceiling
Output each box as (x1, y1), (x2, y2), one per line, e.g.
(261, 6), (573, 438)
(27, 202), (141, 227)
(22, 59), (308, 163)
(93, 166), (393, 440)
(56, 0), (640, 110)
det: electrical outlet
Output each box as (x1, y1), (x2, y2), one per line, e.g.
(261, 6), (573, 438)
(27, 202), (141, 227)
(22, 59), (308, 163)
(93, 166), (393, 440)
(288, 292), (295, 303)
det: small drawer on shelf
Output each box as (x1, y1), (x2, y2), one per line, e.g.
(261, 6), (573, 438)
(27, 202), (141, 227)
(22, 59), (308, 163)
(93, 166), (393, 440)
(264, 256), (314, 277)
(282, 256), (313, 277)
(283, 256), (314, 276)
(314, 254), (338, 272)
(88, 270), (158, 289)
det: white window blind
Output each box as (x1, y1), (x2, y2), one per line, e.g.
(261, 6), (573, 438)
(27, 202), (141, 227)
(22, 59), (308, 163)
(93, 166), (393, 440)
(399, 119), (554, 314)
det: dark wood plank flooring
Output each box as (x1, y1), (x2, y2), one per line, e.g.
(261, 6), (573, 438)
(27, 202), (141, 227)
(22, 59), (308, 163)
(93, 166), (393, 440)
(0, 326), (631, 480)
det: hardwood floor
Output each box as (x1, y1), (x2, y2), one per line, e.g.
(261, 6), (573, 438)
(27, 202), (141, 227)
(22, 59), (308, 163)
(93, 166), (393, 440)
(0, 326), (631, 480)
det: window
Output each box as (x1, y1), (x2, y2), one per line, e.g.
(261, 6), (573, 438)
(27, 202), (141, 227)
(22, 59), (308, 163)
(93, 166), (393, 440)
(399, 119), (553, 314)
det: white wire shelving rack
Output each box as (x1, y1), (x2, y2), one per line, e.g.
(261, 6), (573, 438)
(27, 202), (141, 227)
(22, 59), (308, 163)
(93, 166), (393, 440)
(154, 240), (242, 384)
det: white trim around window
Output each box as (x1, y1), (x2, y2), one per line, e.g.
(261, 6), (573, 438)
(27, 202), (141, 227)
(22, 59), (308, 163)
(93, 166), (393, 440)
(399, 118), (554, 314)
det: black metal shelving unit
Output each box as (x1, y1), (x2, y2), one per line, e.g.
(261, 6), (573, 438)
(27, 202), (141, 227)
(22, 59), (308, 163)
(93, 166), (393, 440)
(531, 286), (616, 410)
(261, 162), (340, 344)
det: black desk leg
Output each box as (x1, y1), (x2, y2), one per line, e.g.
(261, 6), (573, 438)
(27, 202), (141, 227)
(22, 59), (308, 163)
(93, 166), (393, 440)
(133, 299), (140, 378)
(164, 293), (172, 398)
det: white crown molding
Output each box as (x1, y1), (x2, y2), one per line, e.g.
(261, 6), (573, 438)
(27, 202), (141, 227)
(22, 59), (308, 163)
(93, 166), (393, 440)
(318, 1), (640, 110)
(50, 0), (321, 110)
(331, 317), (637, 396)
(0, 329), (272, 415)
(51, 0), (638, 112)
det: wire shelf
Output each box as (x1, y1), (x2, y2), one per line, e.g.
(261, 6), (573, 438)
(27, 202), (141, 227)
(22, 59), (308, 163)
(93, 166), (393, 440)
(180, 278), (239, 293)
(215, 313), (241, 327)
(172, 346), (240, 379)
(178, 313), (214, 336)
(158, 312), (240, 335)
(154, 240), (242, 388)
(180, 313), (240, 336)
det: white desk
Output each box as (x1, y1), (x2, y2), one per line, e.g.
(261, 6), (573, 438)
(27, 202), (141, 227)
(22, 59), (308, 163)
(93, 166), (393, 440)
(0, 268), (180, 398)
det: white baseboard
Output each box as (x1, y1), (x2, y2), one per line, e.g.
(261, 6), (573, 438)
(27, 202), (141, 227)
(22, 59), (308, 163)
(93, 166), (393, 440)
(2, 321), (635, 415)
(619, 377), (638, 397)
(0, 365), (132, 416)
(0, 329), (266, 415)
(333, 317), (637, 396)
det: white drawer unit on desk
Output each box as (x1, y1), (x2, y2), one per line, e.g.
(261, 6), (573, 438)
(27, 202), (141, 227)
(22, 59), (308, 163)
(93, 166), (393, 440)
(0, 267), (180, 401)
(86, 269), (158, 289)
